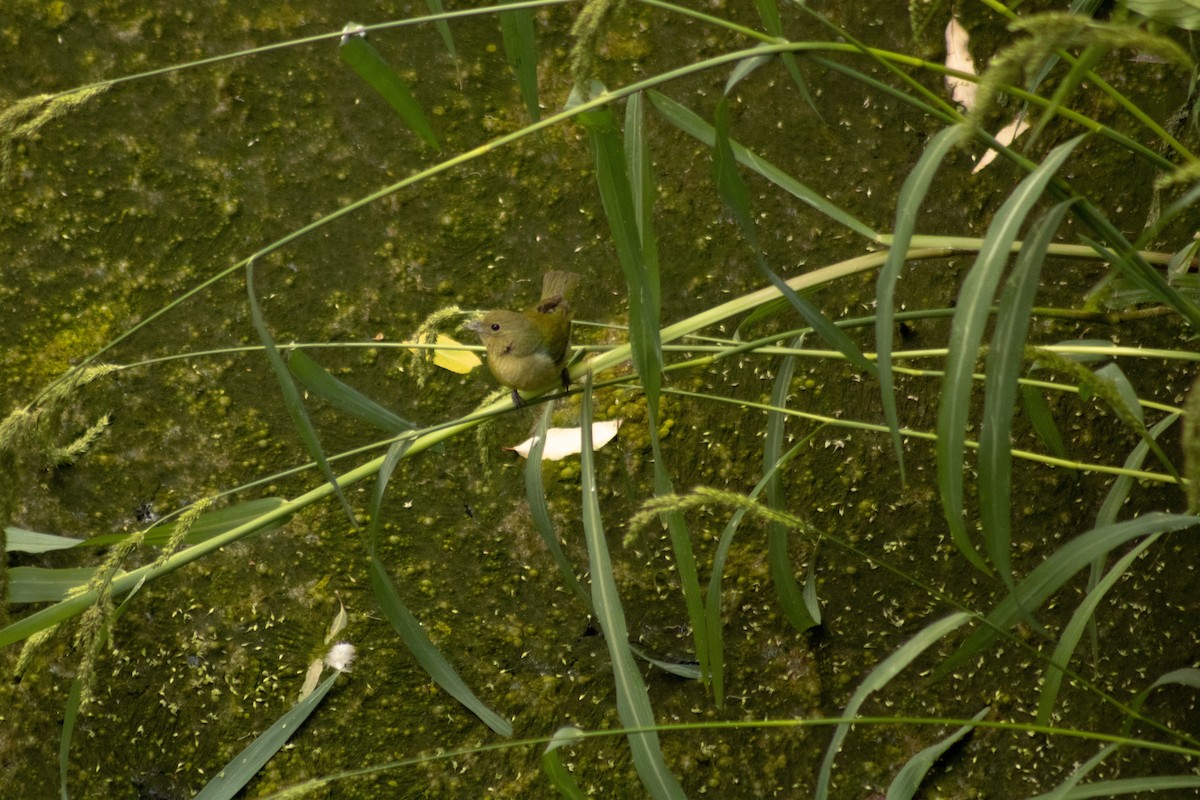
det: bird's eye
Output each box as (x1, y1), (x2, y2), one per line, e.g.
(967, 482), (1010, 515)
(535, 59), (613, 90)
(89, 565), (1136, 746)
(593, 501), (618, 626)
(490, 323), (501, 331)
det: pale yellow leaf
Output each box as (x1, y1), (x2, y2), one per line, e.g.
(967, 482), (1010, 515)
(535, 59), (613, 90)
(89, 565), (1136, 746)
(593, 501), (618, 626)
(299, 658), (324, 701)
(404, 334), (481, 374)
(508, 419), (623, 461)
(945, 17), (977, 110)
(324, 595), (348, 643)
(972, 116), (1032, 174)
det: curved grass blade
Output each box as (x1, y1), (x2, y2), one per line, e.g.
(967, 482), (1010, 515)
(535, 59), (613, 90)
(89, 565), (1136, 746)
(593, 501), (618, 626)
(1036, 533), (1159, 725)
(752, 0), (820, 116)
(935, 513), (1197, 680)
(9, 567), (114, 604)
(6, 529), (82, 553)
(542, 726), (586, 799)
(288, 349), (420, 435)
(1020, 382), (1068, 458)
(363, 438), (512, 737)
(937, 135), (1085, 575)
(59, 677), (82, 800)
(712, 97), (877, 379)
(247, 259), (357, 528)
(979, 199), (1074, 587)
(1123, 668), (1200, 737)
(877, 126), (960, 482)
(82, 498), (289, 548)
(1025, 775), (1200, 799)
(422, 0), (458, 62)
(815, 612), (972, 800)
(339, 26), (438, 149)
(525, 404), (592, 612)
(1036, 742), (1121, 800)
(579, 378), (684, 799)
(194, 670), (344, 800)
(646, 89), (877, 241)
(765, 337), (819, 634)
(886, 706), (990, 800)
(500, 6), (539, 121)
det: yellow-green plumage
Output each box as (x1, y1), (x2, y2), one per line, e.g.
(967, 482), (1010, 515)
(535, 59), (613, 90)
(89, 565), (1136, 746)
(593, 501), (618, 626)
(466, 271), (581, 404)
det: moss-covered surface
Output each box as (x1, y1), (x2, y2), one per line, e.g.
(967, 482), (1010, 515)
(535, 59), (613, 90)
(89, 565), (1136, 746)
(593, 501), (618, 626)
(3, 1), (1199, 798)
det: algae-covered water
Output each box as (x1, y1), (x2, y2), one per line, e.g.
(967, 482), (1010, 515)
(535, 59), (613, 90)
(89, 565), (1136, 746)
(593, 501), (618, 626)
(3, 1), (1198, 798)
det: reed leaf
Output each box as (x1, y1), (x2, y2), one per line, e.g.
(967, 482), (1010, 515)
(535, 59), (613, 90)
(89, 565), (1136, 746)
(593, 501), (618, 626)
(937, 135), (1084, 575)
(979, 199), (1074, 586)
(542, 726), (586, 799)
(886, 706), (990, 800)
(339, 26), (438, 148)
(579, 378), (684, 799)
(288, 349), (421, 435)
(500, 6), (539, 121)
(815, 612), (972, 800)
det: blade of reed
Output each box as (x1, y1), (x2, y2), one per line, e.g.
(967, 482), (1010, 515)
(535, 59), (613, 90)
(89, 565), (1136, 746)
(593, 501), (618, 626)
(815, 612), (972, 800)
(934, 512), (1198, 680)
(288, 350), (420, 435)
(711, 97), (877, 379)
(1036, 532), (1159, 725)
(646, 89), (878, 242)
(937, 135), (1085, 575)
(1020, 382), (1069, 459)
(9, 567), (116, 604)
(876, 126), (960, 483)
(979, 199), (1074, 587)
(542, 726), (587, 799)
(765, 336), (820, 633)
(1092, 362), (1180, 481)
(1025, 775), (1200, 799)
(885, 706), (990, 800)
(81, 498), (288, 548)
(1123, 668), (1200, 736)
(628, 642), (702, 680)
(422, 0), (458, 61)
(6, 529), (81, 553)
(364, 438), (513, 737)
(194, 670), (343, 800)
(246, 260), (358, 528)
(339, 29), (438, 148)
(579, 377), (685, 800)
(751, 0), (820, 116)
(58, 677), (81, 800)
(1036, 742), (1121, 800)
(525, 404), (592, 613)
(706, 432), (817, 705)
(499, 5), (539, 121)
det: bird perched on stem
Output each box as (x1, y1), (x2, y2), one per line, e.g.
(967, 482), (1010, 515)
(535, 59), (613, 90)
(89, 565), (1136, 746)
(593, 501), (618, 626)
(465, 271), (582, 406)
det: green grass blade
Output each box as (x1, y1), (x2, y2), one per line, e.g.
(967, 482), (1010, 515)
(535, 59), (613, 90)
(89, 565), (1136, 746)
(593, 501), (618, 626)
(288, 349), (420, 435)
(365, 554), (512, 736)
(194, 670), (343, 800)
(935, 513), (1197, 680)
(886, 706), (990, 800)
(765, 337), (819, 633)
(979, 200), (1074, 586)
(423, 0), (458, 62)
(6, 528), (82, 553)
(646, 89), (877, 241)
(339, 28), (438, 148)
(9, 567), (111, 604)
(711, 97), (877, 379)
(1036, 533), (1159, 725)
(1025, 775), (1200, 799)
(1020, 383), (1068, 458)
(246, 260), (358, 527)
(1123, 668), (1200, 737)
(500, 6), (539, 121)
(937, 135), (1085, 575)
(752, 0), (820, 116)
(579, 378), (684, 799)
(877, 126), (960, 482)
(542, 726), (586, 799)
(1036, 742), (1121, 800)
(58, 677), (82, 800)
(525, 404), (592, 613)
(815, 612), (972, 800)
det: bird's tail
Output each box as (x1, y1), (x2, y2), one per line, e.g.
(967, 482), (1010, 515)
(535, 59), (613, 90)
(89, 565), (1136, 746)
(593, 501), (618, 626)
(541, 270), (581, 302)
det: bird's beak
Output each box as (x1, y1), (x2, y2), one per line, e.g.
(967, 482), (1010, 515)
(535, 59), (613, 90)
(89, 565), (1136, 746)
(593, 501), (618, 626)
(463, 319), (484, 335)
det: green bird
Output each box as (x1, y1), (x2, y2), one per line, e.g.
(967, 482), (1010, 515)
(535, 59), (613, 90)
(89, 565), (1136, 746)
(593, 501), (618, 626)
(465, 270), (582, 406)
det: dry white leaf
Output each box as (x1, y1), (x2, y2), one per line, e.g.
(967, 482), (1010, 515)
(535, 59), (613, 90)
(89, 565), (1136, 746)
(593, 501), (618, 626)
(508, 419), (623, 461)
(944, 17), (977, 110)
(972, 116), (1032, 174)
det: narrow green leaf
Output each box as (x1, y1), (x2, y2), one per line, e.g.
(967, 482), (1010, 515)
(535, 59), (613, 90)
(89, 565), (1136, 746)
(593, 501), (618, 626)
(542, 726), (587, 800)
(937, 135), (1085, 574)
(339, 26), (438, 148)
(423, 0), (458, 60)
(1124, 667), (1200, 734)
(288, 350), (420, 435)
(499, 7), (539, 121)
(59, 677), (82, 800)
(752, 0), (821, 117)
(6, 528), (82, 553)
(766, 337), (820, 633)
(979, 200), (1074, 585)
(9, 567), (109, 604)
(886, 706), (990, 800)
(936, 513), (1197, 679)
(1036, 533), (1159, 725)
(194, 670), (343, 800)
(628, 642), (703, 680)
(1035, 742), (1121, 800)
(816, 613), (972, 800)
(525, 404), (592, 612)
(711, 97), (877, 379)
(647, 89), (877, 241)
(580, 378), (684, 800)
(1025, 775), (1200, 799)
(877, 126), (960, 483)
(1020, 383), (1068, 458)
